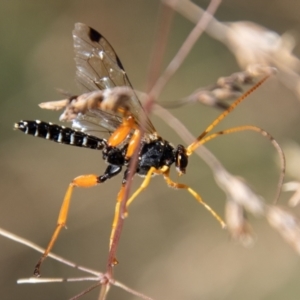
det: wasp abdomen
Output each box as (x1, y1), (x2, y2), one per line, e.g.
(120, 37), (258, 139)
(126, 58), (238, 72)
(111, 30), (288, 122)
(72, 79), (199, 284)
(14, 120), (106, 150)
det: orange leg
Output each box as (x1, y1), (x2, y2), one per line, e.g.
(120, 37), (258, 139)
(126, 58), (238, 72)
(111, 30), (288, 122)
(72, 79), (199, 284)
(34, 165), (122, 277)
(108, 167), (165, 268)
(191, 125), (285, 204)
(126, 167), (163, 209)
(162, 169), (226, 228)
(108, 165), (225, 267)
(109, 167), (163, 251)
(110, 184), (126, 252)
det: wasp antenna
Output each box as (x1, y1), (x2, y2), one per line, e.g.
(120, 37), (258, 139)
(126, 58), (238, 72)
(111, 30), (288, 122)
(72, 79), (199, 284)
(186, 75), (271, 155)
(198, 125), (285, 205)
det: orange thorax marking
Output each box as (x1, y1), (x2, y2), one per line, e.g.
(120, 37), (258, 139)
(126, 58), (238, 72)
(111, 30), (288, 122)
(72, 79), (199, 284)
(126, 129), (141, 159)
(108, 115), (136, 147)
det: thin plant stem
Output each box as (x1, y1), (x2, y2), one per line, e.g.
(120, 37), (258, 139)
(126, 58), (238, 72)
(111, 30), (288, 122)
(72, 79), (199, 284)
(150, 0), (222, 100)
(0, 227), (100, 276)
(105, 0), (223, 278)
(146, 2), (175, 92)
(0, 227), (154, 299)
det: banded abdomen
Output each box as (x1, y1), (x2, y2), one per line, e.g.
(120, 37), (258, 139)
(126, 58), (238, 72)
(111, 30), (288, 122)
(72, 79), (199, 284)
(14, 120), (106, 150)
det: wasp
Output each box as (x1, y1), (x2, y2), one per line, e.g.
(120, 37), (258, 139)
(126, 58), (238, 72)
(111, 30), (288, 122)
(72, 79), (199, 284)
(15, 23), (273, 277)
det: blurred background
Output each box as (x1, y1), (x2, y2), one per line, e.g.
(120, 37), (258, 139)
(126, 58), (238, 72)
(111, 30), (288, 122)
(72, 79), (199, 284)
(1, 0), (300, 299)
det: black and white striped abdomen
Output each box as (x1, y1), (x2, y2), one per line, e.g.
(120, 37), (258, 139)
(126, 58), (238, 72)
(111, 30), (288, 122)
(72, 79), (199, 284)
(15, 120), (107, 150)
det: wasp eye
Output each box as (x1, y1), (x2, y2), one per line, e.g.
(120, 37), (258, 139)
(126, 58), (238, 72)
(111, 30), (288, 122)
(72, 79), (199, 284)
(175, 145), (188, 174)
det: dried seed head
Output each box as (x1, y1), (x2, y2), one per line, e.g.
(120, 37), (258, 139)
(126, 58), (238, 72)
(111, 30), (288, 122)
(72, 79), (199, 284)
(167, 66), (275, 110)
(227, 22), (284, 68)
(39, 99), (70, 111)
(226, 21), (300, 98)
(283, 182), (300, 207)
(266, 206), (300, 254)
(225, 199), (255, 247)
(215, 169), (265, 216)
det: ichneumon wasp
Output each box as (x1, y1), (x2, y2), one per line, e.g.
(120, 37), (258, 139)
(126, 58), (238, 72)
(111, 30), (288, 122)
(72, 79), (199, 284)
(15, 23), (283, 277)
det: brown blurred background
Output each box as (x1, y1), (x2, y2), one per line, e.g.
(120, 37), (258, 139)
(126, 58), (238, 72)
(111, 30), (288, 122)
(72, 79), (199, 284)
(1, 1), (300, 299)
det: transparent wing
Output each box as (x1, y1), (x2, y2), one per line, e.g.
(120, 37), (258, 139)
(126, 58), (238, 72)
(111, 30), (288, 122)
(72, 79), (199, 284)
(72, 23), (156, 138)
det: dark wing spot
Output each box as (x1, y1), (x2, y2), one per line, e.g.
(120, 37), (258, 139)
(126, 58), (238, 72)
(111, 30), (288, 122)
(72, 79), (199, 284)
(88, 25), (125, 72)
(89, 27), (102, 42)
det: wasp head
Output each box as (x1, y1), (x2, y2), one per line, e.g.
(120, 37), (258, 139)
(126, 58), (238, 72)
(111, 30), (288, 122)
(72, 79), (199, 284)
(175, 145), (188, 175)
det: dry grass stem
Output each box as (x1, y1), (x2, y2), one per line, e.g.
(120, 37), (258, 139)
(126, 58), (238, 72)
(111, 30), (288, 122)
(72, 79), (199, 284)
(7, 1), (300, 299)
(0, 226), (155, 299)
(165, 0), (300, 99)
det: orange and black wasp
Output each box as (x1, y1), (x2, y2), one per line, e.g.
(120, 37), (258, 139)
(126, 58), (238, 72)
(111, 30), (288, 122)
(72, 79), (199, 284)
(15, 23), (277, 277)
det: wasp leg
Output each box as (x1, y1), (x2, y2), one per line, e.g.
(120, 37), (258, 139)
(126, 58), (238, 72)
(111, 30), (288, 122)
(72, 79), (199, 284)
(109, 167), (164, 260)
(33, 164), (122, 277)
(193, 125), (285, 204)
(109, 183), (125, 260)
(125, 167), (164, 210)
(162, 169), (226, 228)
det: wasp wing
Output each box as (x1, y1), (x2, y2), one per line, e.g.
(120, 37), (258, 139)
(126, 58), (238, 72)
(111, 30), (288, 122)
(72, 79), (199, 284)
(72, 23), (156, 139)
